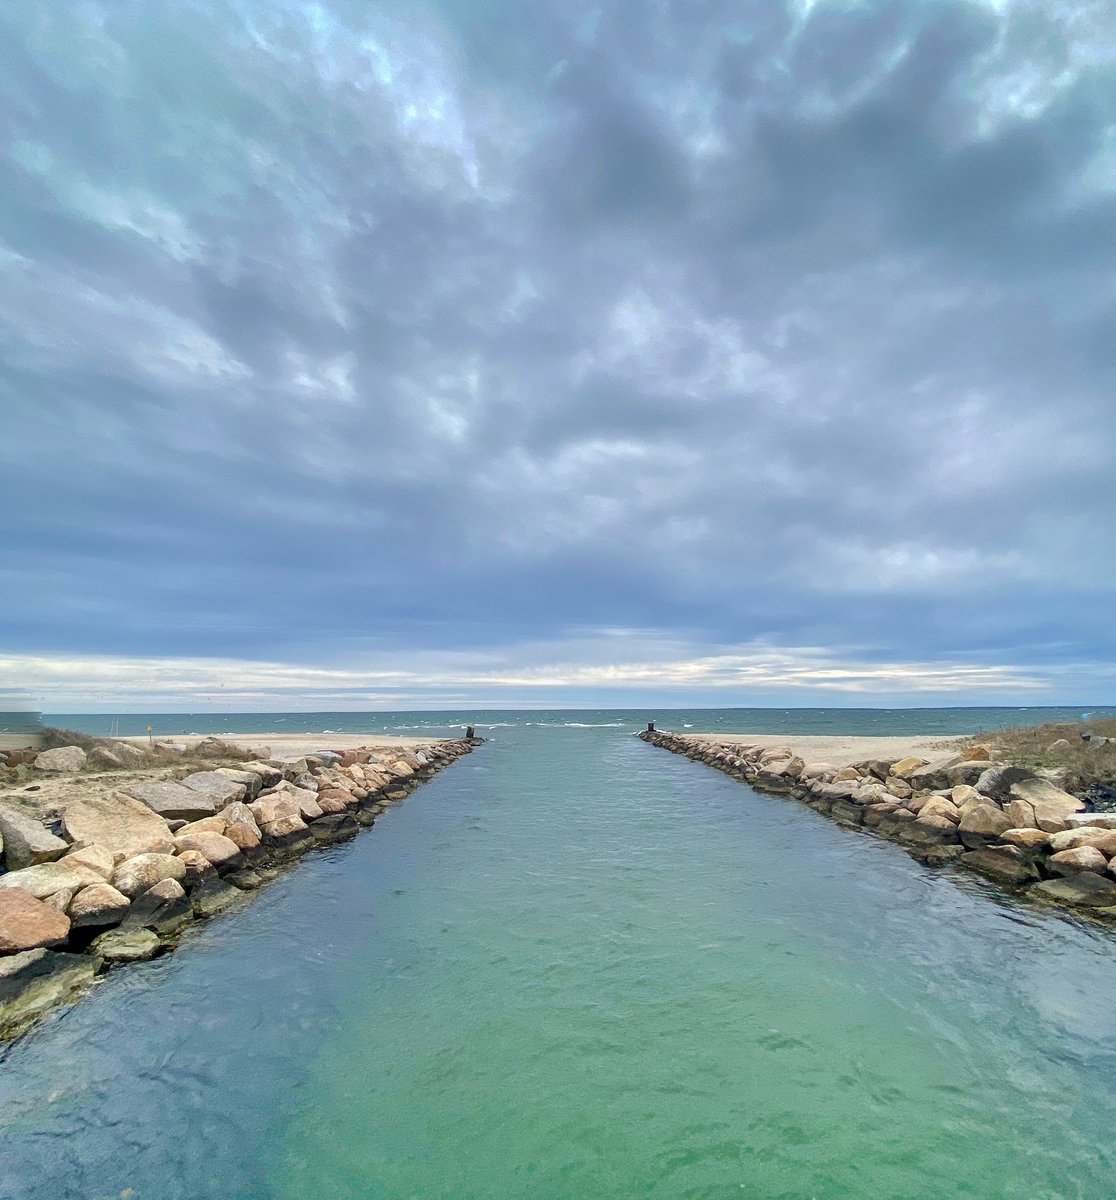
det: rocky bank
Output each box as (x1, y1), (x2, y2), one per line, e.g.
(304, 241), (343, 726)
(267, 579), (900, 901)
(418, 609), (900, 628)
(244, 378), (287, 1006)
(0, 735), (478, 1041)
(640, 729), (1116, 919)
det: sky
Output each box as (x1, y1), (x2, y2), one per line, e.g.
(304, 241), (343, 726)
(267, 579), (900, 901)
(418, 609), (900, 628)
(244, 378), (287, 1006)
(2, 0), (1116, 712)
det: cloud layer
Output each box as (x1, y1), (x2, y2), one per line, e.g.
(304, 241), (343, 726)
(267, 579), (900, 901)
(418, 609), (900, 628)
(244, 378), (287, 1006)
(2, 1), (1115, 706)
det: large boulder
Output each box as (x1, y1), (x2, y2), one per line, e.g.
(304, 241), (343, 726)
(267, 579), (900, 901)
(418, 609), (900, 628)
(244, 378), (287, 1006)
(62, 793), (175, 859)
(88, 747), (124, 769)
(62, 844), (115, 881)
(173, 831), (242, 873)
(1049, 847), (1109, 876)
(1000, 828), (1052, 850)
(957, 802), (1014, 847)
(1049, 827), (1116, 854)
(1032, 873), (1116, 908)
(1006, 779), (1085, 833)
(33, 746), (87, 772)
(0, 861), (106, 900)
(0, 888), (71, 953)
(123, 780), (221, 821)
(191, 877), (242, 919)
(960, 845), (1038, 885)
(176, 848), (216, 887)
(180, 772), (246, 805)
(112, 852), (187, 899)
(0, 804), (68, 870)
(0, 949), (96, 1037)
(1065, 813), (1116, 830)
(907, 756), (964, 791)
(122, 878), (191, 935)
(213, 768), (261, 800)
(68, 883), (131, 929)
(90, 927), (160, 963)
(891, 756), (929, 778)
(975, 764), (1035, 802)
(918, 796), (961, 825)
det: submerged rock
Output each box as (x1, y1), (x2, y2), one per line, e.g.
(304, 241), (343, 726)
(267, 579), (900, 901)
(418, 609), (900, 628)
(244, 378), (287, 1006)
(0, 949), (97, 1037)
(91, 927), (160, 963)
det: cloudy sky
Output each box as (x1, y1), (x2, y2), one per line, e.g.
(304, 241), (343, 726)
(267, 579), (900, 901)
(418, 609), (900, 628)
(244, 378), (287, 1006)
(3, 0), (1115, 711)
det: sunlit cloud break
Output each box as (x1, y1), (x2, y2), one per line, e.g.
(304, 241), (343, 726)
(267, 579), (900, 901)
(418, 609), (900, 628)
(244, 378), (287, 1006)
(2, 647), (1051, 711)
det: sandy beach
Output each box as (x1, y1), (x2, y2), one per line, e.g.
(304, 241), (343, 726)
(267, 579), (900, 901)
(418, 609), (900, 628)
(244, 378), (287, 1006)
(118, 732), (443, 756)
(684, 732), (956, 767)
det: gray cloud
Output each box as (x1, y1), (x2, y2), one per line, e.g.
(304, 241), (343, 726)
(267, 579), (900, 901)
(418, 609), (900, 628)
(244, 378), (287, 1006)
(2, 0), (1115, 703)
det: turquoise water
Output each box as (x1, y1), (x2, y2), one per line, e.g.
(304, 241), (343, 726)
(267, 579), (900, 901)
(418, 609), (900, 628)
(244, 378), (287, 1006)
(3, 713), (1116, 1197)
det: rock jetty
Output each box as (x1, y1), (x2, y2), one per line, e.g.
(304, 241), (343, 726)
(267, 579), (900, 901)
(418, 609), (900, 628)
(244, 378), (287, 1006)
(0, 736), (477, 1040)
(639, 729), (1116, 918)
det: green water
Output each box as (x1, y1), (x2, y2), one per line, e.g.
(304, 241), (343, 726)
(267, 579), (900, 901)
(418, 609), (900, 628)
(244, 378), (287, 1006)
(3, 723), (1116, 1198)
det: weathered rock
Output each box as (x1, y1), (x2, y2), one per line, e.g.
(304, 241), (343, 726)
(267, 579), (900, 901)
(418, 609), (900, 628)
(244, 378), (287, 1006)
(33, 746), (87, 772)
(975, 764), (1034, 802)
(1049, 846), (1109, 876)
(831, 800), (864, 825)
(258, 813), (311, 846)
(863, 802), (900, 827)
(852, 782), (890, 806)
(309, 813), (359, 843)
(957, 802), (1014, 845)
(950, 784), (985, 813)
(175, 816), (229, 837)
(0, 888), (71, 953)
(62, 793), (175, 860)
(907, 756), (965, 791)
(831, 766), (861, 783)
(173, 831), (242, 873)
(885, 776), (913, 799)
(1049, 827), (1112, 853)
(1065, 813), (1116, 830)
(962, 745), (992, 761)
(946, 761), (988, 787)
(219, 801), (261, 837)
(88, 747), (125, 769)
(112, 852), (187, 899)
(316, 794), (349, 815)
(68, 883), (131, 929)
(898, 815), (959, 845)
(0, 804), (68, 869)
(0, 861), (105, 900)
(1000, 828), (1051, 850)
(891, 756), (929, 778)
(194, 736), (239, 759)
(0, 949), (97, 1037)
(123, 878), (191, 935)
(91, 927), (160, 963)
(123, 780), (221, 821)
(213, 768), (261, 799)
(226, 868), (265, 890)
(918, 796), (962, 825)
(176, 848), (217, 887)
(62, 843), (115, 881)
(222, 821), (261, 852)
(1032, 873), (1116, 908)
(1046, 739), (1073, 754)
(249, 793), (302, 825)
(800, 763), (835, 781)
(1005, 778), (1084, 833)
(180, 771), (246, 805)
(191, 877), (242, 919)
(960, 845), (1038, 885)
(113, 743), (148, 764)
(43, 888), (76, 914)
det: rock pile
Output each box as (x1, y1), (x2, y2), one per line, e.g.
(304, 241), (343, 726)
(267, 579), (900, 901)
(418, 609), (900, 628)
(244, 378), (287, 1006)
(639, 730), (1116, 917)
(0, 738), (477, 1039)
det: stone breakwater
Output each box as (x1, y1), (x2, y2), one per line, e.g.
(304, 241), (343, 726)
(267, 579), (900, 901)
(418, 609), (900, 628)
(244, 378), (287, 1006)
(0, 737), (478, 1041)
(640, 729), (1116, 919)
